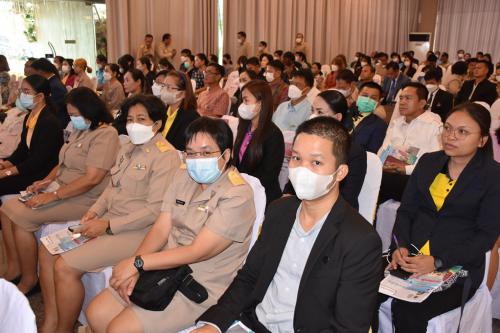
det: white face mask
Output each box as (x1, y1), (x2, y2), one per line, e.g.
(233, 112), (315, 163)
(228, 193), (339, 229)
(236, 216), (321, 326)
(126, 122), (156, 145)
(458, 53), (464, 59)
(296, 38), (302, 44)
(265, 72), (274, 83)
(151, 82), (163, 97)
(161, 89), (181, 105)
(331, 64), (339, 72)
(62, 64), (70, 74)
(392, 57), (399, 62)
(308, 113), (319, 120)
(238, 103), (258, 120)
(425, 84), (439, 94)
(354, 56), (359, 62)
(103, 72), (112, 81)
(360, 61), (368, 67)
(288, 84), (303, 99)
(288, 166), (339, 200)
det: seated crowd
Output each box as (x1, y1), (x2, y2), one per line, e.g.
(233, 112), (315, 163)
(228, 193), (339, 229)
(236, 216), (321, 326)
(0, 30), (499, 333)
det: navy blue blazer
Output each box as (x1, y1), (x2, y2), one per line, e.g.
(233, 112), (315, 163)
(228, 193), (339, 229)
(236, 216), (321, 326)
(352, 113), (388, 154)
(392, 150), (500, 290)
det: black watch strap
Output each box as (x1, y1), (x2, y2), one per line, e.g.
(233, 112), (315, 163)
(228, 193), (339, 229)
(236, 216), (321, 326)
(134, 255), (144, 273)
(434, 257), (443, 270)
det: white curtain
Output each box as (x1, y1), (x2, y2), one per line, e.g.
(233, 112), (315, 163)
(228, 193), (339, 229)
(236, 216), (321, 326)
(223, 0), (419, 64)
(434, 0), (500, 62)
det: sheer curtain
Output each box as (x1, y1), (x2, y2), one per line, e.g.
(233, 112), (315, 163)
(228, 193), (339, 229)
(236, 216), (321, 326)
(223, 0), (419, 64)
(106, 0), (218, 63)
(434, 0), (500, 62)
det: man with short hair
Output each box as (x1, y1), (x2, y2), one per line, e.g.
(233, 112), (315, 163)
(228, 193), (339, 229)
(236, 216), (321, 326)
(272, 69), (313, 132)
(257, 41), (268, 57)
(156, 33), (176, 62)
(237, 31), (252, 58)
(192, 117), (382, 333)
(424, 68), (453, 122)
(333, 69), (357, 107)
(352, 82), (388, 153)
(292, 32), (310, 61)
(273, 50), (283, 61)
(356, 64), (376, 90)
(137, 34), (155, 60)
(375, 52), (389, 78)
(265, 60), (289, 110)
(245, 57), (264, 80)
(381, 62), (410, 105)
(455, 60), (498, 106)
(378, 82), (442, 201)
(197, 63), (229, 118)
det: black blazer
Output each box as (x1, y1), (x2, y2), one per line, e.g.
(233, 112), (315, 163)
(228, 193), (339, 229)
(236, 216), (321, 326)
(164, 107), (200, 151)
(392, 150), (500, 290)
(198, 196), (382, 333)
(381, 74), (411, 104)
(429, 89), (454, 122)
(233, 122), (285, 203)
(352, 114), (388, 154)
(455, 79), (498, 106)
(283, 141), (367, 209)
(6, 107), (63, 184)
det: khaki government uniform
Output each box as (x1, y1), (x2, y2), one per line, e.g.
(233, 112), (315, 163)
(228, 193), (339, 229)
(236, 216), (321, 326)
(110, 166), (256, 333)
(2, 126), (120, 232)
(61, 133), (180, 272)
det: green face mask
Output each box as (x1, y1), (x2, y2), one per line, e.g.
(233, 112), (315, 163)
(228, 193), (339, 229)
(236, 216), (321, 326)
(356, 95), (377, 113)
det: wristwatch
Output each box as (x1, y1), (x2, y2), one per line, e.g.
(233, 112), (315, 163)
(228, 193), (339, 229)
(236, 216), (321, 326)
(105, 221), (113, 235)
(134, 255), (144, 274)
(434, 257), (443, 270)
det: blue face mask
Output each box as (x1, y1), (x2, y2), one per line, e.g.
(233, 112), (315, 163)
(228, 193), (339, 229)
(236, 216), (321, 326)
(70, 116), (91, 131)
(15, 97), (28, 112)
(19, 93), (36, 110)
(186, 154), (223, 184)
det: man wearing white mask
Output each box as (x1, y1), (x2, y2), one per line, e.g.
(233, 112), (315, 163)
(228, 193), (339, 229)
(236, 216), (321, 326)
(192, 116), (382, 333)
(272, 69), (313, 132)
(424, 68), (453, 122)
(331, 69), (357, 107)
(293, 32), (310, 61)
(265, 60), (289, 110)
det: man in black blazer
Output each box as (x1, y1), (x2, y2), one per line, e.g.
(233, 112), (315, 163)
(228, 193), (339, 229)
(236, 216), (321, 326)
(424, 68), (454, 122)
(381, 61), (411, 105)
(455, 60), (498, 106)
(193, 117), (382, 333)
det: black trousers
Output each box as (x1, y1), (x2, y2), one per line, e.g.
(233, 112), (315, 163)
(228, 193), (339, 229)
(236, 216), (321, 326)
(378, 171), (410, 203)
(373, 282), (474, 333)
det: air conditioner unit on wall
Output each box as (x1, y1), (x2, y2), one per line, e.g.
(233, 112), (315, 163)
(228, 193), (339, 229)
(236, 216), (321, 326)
(408, 33), (432, 63)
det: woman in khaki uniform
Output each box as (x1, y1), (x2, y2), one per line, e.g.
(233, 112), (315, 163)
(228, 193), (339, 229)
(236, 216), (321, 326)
(0, 87), (119, 295)
(101, 63), (126, 114)
(86, 117), (256, 333)
(37, 94), (181, 333)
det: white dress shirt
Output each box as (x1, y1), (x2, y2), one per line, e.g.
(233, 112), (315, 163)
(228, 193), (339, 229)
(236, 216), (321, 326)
(377, 110), (443, 175)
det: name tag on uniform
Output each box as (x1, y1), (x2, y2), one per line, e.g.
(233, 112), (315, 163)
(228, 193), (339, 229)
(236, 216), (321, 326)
(197, 204), (209, 212)
(133, 163), (147, 170)
(175, 199), (185, 206)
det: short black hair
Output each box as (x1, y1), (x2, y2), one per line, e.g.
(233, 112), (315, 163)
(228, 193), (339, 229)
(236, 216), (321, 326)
(145, 34), (153, 39)
(31, 58), (59, 76)
(209, 54), (219, 63)
(291, 68), (314, 87)
(237, 31), (246, 38)
(451, 61), (468, 75)
(424, 68), (443, 82)
(121, 94), (167, 132)
(427, 54), (438, 63)
(283, 51), (295, 62)
(385, 61), (400, 72)
(181, 48), (192, 55)
(185, 117), (234, 165)
(162, 33), (171, 41)
(476, 60), (494, 76)
(268, 60), (284, 72)
(117, 54), (134, 72)
(246, 57), (260, 66)
(259, 41), (267, 47)
(195, 53), (209, 66)
(241, 69), (259, 80)
(295, 51), (307, 62)
(274, 50), (283, 57)
(336, 69), (356, 84)
(96, 54), (107, 63)
(359, 81), (383, 99)
(402, 82), (428, 101)
(363, 64), (376, 73)
(65, 87), (113, 130)
(139, 56), (152, 71)
(294, 116), (351, 166)
(158, 57), (174, 71)
(208, 63), (225, 77)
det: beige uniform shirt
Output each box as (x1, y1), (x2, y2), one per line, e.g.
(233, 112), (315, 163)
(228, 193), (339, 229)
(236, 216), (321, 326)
(101, 80), (125, 112)
(161, 166), (255, 298)
(293, 42), (310, 60)
(137, 44), (155, 60)
(237, 41), (252, 58)
(57, 126), (120, 206)
(156, 42), (175, 61)
(90, 133), (180, 234)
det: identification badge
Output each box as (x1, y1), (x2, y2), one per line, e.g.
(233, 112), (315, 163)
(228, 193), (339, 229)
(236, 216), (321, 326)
(133, 163), (147, 170)
(197, 204), (209, 212)
(175, 199), (185, 206)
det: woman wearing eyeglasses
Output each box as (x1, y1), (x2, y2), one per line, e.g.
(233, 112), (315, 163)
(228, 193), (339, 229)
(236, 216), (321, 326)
(37, 94), (181, 333)
(86, 117), (256, 333)
(375, 102), (500, 333)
